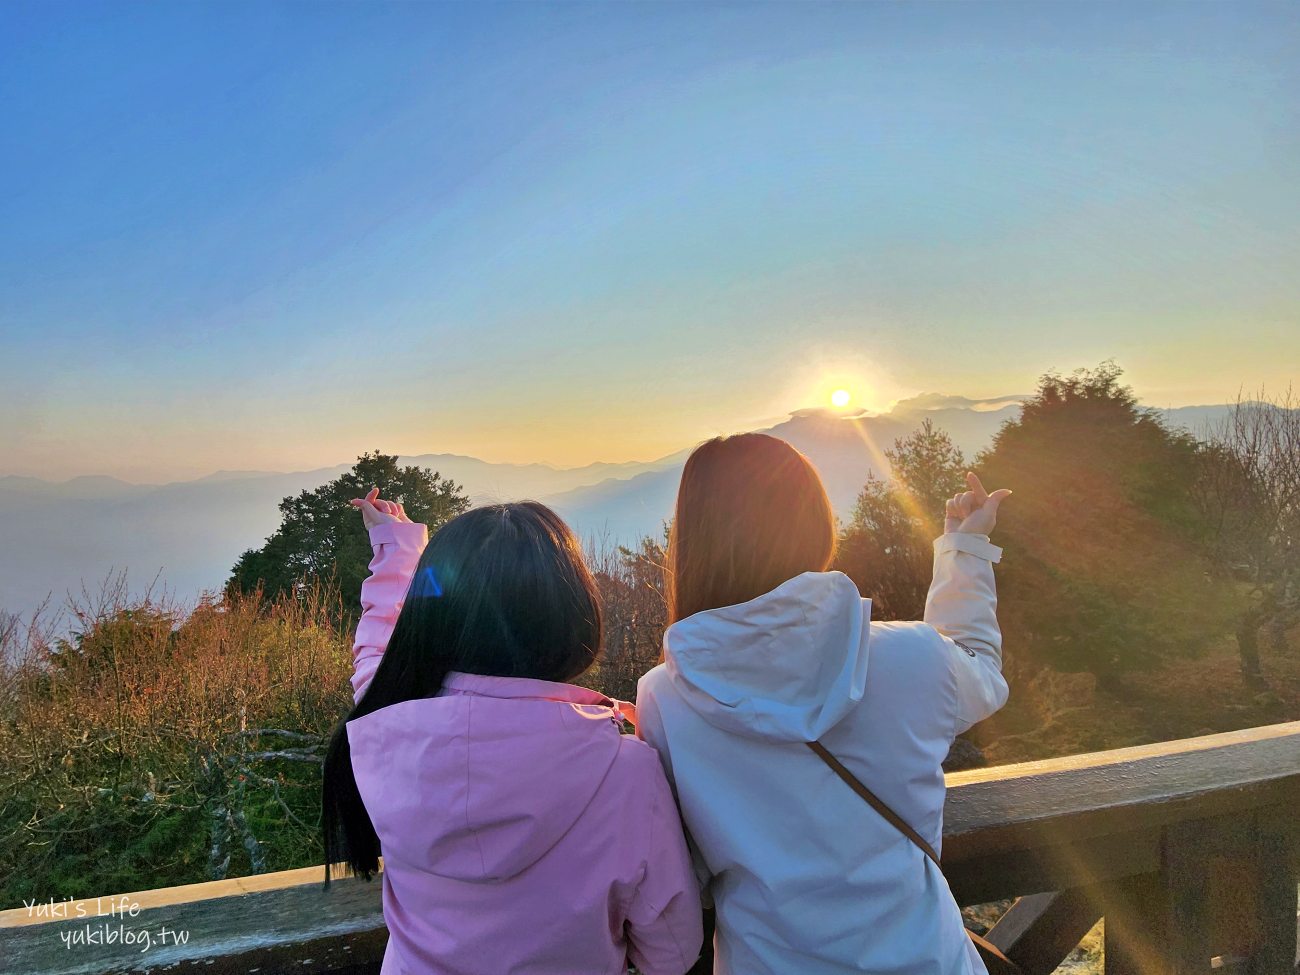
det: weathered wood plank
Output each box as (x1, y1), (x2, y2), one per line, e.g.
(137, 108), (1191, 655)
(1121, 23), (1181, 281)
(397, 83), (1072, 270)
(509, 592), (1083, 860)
(944, 722), (1300, 864)
(0, 868), (385, 975)
(947, 829), (1162, 906)
(2, 722), (1298, 975)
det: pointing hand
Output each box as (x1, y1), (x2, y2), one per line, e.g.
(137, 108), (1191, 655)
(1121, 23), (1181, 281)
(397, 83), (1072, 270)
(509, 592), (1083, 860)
(944, 473), (1011, 536)
(349, 487), (412, 531)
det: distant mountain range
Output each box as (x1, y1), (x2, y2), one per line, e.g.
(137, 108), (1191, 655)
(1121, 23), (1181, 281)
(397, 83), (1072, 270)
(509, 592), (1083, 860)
(0, 398), (1232, 624)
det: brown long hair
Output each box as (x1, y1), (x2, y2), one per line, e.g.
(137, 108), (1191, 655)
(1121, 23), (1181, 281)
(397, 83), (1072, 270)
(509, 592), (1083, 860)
(666, 433), (836, 623)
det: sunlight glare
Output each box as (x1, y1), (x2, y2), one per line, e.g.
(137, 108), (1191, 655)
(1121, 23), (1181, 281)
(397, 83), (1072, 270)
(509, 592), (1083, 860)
(831, 389), (851, 409)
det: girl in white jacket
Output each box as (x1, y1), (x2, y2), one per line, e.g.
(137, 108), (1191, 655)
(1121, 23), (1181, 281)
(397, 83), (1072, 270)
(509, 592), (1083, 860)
(635, 432), (1012, 975)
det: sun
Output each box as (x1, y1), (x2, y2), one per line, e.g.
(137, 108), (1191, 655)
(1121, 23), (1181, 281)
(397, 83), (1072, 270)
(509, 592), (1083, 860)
(830, 389), (851, 409)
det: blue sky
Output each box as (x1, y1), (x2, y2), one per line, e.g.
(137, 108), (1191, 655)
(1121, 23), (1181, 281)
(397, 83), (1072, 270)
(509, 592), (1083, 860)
(1, 1), (1297, 480)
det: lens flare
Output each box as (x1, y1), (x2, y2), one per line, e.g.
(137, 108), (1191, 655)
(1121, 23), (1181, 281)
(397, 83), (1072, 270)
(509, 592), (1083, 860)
(411, 566), (443, 598)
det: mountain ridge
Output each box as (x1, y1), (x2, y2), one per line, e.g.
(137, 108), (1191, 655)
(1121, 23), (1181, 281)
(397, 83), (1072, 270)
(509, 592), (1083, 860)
(0, 401), (1237, 622)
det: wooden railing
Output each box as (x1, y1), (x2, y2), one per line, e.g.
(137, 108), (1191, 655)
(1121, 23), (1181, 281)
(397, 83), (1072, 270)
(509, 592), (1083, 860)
(3, 722), (1298, 975)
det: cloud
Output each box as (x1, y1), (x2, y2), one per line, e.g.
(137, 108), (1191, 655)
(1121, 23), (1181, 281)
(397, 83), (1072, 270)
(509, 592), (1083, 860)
(889, 393), (1031, 414)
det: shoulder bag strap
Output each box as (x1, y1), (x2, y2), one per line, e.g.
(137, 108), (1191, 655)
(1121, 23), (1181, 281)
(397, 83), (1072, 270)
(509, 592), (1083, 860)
(805, 741), (1021, 975)
(806, 741), (943, 864)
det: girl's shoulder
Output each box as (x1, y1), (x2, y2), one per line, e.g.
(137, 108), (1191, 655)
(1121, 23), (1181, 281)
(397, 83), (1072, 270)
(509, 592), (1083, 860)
(868, 617), (951, 652)
(596, 730), (677, 816)
(611, 729), (669, 775)
(636, 661), (671, 700)
(865, 620), (959, 692)
(856, 620), (962, 742)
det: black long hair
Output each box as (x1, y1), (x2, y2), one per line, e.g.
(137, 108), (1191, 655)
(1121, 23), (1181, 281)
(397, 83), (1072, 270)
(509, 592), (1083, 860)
(321, 502), (603, 883)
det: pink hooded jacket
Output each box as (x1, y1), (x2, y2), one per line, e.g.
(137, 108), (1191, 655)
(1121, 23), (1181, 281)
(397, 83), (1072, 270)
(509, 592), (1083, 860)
(344, 521), (703, 975)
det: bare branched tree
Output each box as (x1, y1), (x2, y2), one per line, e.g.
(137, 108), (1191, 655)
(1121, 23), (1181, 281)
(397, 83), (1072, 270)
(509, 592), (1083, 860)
(581, 532), (670, 703)
(1195, 388), (1300, 683)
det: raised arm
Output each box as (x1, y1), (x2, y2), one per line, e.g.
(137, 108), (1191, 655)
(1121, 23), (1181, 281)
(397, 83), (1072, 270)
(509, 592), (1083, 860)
(924, 473), (1011, 736)
(349, 489), (428, 701)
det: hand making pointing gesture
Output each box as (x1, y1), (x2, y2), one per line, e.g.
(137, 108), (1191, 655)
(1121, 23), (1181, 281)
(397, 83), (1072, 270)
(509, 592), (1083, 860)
(944, 473), (1012, 536)
(350, 486), (413, 530)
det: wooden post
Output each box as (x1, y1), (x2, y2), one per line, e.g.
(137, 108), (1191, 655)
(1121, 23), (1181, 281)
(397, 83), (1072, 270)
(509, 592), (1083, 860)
(1250, 807), (1297, 975)
(985, 888), (1103, 975)
(1104, 874), (1173, 975)
(1103, 820), (1214, 975)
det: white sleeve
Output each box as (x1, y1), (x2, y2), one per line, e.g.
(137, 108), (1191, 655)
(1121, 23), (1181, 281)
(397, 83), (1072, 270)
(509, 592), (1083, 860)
(635, 678), (715, 905)
(923, 533), (1009, 736)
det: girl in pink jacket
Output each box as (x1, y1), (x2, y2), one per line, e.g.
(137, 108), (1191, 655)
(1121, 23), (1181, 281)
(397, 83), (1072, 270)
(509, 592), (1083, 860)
(322, 491), (702, 975)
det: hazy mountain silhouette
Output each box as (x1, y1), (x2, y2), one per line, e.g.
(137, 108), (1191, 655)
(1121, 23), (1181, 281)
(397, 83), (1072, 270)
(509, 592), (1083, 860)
(0, 453), (681, 622)
(543, 398), (1026, 540)
(0, 401), (1233, 622)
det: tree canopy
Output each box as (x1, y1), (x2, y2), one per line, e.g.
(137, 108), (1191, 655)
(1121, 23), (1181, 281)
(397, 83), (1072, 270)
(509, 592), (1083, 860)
(835, 418), (966, 620)
(978, 363), (1238, 680)
(838, 364), (1244, 684)
(227, 452), (469, 614)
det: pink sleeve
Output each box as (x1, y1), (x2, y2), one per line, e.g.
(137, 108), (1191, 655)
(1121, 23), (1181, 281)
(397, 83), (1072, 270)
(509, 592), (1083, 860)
(625, 762), (704, 975)
(351, 521), (429, 702)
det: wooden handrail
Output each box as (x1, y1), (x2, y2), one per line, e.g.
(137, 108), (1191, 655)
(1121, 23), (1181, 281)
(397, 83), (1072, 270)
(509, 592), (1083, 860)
(3, 722), (1299, 975)
(942, 720), (1300, 903)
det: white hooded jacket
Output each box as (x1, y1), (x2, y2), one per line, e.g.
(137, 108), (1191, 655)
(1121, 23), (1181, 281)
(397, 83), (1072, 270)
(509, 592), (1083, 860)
(636, 532), (1009, 975)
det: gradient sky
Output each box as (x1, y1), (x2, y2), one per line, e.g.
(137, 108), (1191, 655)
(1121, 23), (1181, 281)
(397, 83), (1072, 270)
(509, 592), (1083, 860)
(1, 1), (1297, 481)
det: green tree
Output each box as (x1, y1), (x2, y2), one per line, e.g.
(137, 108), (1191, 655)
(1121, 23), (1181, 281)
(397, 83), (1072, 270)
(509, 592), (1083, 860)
(835, 418), (967, 619)
(227, 452), (469, 614)
(978, 363), (1236, 682)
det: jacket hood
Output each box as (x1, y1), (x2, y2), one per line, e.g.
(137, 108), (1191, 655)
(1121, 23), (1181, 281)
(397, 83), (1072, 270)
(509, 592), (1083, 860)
(663, 571), (870, 743)
(347, 675), (625, 883)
